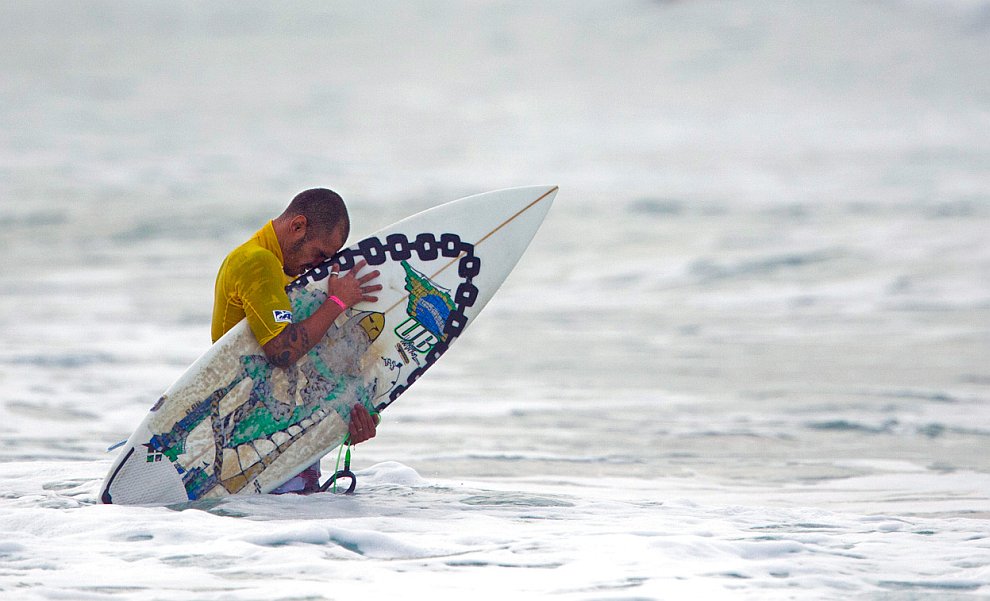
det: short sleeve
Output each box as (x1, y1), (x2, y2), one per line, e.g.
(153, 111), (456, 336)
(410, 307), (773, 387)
(234, 250), (294, 346)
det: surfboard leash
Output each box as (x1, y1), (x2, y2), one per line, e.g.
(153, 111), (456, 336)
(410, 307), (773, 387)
(318, 408), (381, 495)
(318, 438), (357, 495)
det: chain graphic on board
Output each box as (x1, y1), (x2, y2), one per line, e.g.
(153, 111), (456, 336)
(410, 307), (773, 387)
(288, 232), (481, 405)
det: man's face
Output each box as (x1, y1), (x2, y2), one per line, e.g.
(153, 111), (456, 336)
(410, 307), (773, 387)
(284, 224), (346, 277)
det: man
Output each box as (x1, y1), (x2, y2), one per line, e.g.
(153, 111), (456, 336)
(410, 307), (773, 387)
(212, 188), (382, 494)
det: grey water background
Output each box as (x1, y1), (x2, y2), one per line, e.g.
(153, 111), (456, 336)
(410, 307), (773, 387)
(1, 1), (990, 598)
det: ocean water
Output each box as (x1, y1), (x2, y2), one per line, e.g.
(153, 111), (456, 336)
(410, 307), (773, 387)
(1, 1), (989, 599)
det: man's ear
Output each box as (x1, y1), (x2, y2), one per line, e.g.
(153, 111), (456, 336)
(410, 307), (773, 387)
(289, 215), (308, 236)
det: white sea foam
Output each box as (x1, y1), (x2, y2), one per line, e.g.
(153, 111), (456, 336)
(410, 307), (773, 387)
(2, 461), (990, 600)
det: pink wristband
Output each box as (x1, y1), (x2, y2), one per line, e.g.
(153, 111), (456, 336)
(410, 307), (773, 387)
(328, 295), (347, 310)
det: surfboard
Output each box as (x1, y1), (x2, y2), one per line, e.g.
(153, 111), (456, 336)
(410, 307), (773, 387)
(100, 185), (558, 505)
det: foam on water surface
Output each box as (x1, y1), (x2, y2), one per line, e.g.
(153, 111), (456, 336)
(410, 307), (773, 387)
(2, 461), (990, 600)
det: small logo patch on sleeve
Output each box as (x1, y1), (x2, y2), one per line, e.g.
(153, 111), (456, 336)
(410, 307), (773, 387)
(273, 310), (294, 324)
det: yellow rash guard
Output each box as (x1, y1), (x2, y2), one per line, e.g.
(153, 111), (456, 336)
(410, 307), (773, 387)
(211, 221), (295, 345)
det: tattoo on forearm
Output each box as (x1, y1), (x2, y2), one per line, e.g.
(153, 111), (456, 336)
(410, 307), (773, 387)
(268, 323), (311, 368)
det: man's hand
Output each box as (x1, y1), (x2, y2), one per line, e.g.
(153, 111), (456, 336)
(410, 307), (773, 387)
(348, 403), (378, 445)
(264, 260), (381, 369)
(328, 260), (381, 308)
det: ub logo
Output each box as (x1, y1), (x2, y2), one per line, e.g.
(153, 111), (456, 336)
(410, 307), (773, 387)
(395, 261), (456, 353)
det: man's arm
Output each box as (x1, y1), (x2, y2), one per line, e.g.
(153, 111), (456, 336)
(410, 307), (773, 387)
(263, 260), (381, 368)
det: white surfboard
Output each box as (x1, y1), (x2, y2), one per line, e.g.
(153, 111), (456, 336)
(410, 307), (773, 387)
(100, 185), (557, 505)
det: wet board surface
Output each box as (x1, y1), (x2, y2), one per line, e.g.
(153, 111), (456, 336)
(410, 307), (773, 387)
(100, 185), (557, 505)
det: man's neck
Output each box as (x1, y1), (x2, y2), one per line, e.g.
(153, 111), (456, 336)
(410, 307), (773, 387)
(270, 217), (290, 262)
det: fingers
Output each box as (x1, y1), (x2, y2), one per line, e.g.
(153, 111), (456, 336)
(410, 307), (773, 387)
(330, 261), (382, 307)
(349, 403), (377, 445)
(357, 270), (380, 285)
(348, 284), (381, 305)
(339, 260), (380, 284)
(346, 260), (368, 277)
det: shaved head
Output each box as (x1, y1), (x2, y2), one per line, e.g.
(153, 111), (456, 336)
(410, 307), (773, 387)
(279, 188), (350, 241)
